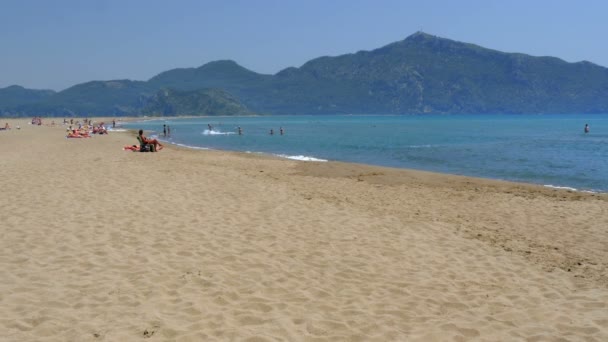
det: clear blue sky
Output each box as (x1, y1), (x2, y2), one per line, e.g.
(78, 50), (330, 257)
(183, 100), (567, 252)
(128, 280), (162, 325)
(1, 0), (606, 91)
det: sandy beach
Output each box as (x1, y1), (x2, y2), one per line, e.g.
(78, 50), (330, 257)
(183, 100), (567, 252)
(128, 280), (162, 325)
(1, 118), (607, 341)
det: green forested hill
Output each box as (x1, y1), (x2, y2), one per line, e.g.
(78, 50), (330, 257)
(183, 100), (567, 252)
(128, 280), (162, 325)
(255, 32), (608, 114)
(140, 88), (253, 116)
(2, 32), (608, 117)
(0, 85), (55, 109)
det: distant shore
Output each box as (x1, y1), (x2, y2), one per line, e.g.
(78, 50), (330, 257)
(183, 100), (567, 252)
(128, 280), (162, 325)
(1, 117), (607, 340)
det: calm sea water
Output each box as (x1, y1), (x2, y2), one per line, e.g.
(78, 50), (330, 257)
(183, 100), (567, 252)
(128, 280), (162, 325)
(125, 114), (608, 192)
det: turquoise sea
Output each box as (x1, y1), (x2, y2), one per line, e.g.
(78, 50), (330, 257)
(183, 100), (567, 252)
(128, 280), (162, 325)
(125, 114), (608, 193)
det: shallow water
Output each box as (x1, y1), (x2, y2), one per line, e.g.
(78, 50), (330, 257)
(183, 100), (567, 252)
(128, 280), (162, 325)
(126, 114), (608, 192)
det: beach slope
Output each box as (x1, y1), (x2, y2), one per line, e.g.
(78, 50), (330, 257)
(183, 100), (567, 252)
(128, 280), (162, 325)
(1, 120), (607, 341)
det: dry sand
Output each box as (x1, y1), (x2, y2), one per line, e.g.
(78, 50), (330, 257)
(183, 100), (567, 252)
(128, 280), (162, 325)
(1, 118), (607, 341)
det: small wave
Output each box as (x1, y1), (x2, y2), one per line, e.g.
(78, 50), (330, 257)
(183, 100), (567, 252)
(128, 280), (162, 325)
(202, 129), (235, 135)
(544, 184), (600, 193)
(407, 144), (435, 149)
(107, 128), (128, 132)
(173, 142), (211, 150)
(543, 184), (578, 191)
(277, 154), (328, 162)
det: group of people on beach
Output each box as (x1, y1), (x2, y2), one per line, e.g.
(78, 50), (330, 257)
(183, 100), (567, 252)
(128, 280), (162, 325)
(122, 126), (166, 152)
(65, 120), (108, 138)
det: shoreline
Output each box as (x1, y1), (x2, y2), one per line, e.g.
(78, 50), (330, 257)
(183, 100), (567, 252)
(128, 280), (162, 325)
(124, 115), (608, 194)
(2, 118), (608, 340)
(167, 139), (608, 194)
(3, 117), (607, 196)
(156, 137), (607, 195)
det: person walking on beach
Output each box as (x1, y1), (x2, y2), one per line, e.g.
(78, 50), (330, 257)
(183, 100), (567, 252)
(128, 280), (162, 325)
(584, 123), (590, 134)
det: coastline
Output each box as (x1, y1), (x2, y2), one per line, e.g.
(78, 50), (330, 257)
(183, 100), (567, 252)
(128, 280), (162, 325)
(130, 114), (608, 194)
(1, 118), (607, 340)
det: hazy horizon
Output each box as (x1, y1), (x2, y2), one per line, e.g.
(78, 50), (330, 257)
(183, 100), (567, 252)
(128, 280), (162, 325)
(2, 0), (607, 91)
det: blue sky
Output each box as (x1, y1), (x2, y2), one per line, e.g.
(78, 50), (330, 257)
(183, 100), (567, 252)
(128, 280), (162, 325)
(1, 0), (606, 91)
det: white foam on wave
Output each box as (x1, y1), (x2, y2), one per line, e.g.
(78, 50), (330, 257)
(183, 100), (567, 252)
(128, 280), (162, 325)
(277, 154), (328, 162)
(543, 184), (578, 191)
(543, 184), (599, 193)
(408, 144), (435, 148)
(107, 128), (128, 132)
(173, 142), (211, 150)
(202, 129), (235, 135)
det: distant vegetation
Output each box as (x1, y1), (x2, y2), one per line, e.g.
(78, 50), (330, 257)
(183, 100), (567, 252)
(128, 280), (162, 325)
(2, 32), (608, 117)
(140, 88), (253, 116)
(0, 85), (55, 108)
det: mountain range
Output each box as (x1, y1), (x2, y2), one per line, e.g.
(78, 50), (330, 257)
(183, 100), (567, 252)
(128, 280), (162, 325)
(2, 32), (607, 117)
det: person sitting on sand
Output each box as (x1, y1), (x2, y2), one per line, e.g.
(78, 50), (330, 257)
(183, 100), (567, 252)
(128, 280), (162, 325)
(138, 129), (164, 151)
(93, 124), (108, 134)
(99, 122), (107, 134)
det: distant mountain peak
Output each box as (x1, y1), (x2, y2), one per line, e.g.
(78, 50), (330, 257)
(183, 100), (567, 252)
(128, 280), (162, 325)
(0, 85), (56, 109)
(408, 31), (435, 39)
(4, 32), (608, 116)
(198, 59), (242, 69)
(2, 85), (26, 90)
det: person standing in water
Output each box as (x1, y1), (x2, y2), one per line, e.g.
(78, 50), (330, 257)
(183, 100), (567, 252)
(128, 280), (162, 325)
(584, 123), (590, 134)
(238, 126), (243, 135)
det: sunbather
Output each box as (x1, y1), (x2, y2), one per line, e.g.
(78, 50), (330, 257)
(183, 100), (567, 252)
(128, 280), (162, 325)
(123, 145), (139, 151)
(67, 129), (90, 138)
(138, 129), (163, 151)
